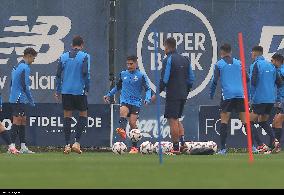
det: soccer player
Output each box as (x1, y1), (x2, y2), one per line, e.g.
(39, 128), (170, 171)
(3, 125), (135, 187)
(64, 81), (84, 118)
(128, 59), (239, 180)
(210, 43), (249, 155)
(158, 37), (195, 155)
(0, 95), (19, 154)
(249, 46), (281, 154)
(55, 36), (90, 154)
(9, 48), (37, 154)
(271, 53), (284, 152)
(103, 55), (152, 154)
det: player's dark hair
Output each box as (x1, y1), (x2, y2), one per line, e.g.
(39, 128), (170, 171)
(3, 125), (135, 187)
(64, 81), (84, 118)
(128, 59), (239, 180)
(220, 43), (231, 53)
(272, 53), (284, 64)
(24, 47), (37, 56)
(252, 46), (263, 54)
(127, 55), (138, 62)
(72, 35), (84, 46)
(164, 37), (176, 49)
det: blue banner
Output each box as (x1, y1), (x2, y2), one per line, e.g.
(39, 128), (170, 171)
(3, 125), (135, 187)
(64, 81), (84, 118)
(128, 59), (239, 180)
(0, 103), (111, 147)
(112, 104), (199, 146)
(199, 105), (277, 148)
(0, 0), (109, 104)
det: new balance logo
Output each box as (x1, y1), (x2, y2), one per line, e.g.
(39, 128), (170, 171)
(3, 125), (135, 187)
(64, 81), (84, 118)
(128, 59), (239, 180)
(259, 26), (284, 59)
(0, 16), (71, 65)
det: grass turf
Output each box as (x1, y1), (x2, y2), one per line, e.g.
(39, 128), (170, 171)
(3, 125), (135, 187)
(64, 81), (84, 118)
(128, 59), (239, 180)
(0, 152), (284, 189)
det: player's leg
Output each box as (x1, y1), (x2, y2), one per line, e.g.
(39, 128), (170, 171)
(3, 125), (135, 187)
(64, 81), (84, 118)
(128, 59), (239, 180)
(258, 104), (279, 152)
(250, 104), (265, 149)
(0, 123), (19, 154)
(10, 104), (21, 148)
(177, 100), (186, 152)
(216, 99), (232, 154)
(62, 95), (73, 154)
(272, 113), (284, 143)
(72, 95), (88, 154)
(166, 99), (185, 154)
(272, 113), (284, 153)
(129, 112), (139, 154)
(116, 104), (130, 140)
(19, 113), (35, 154)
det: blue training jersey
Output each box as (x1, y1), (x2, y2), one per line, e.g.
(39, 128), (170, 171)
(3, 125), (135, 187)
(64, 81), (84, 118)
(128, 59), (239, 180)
(106, 69), (152, 108)
(9, 60), (34, 105)
(56, 49), (90, 95)
(210, 56), (245, 100)
(249, 56), (280, 104)
(0, 94), (2, 109)
(276, 64), (284, 102)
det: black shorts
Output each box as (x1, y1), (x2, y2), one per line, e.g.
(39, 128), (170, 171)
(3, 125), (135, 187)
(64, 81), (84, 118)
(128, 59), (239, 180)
(164, 99), (186, 119)
(62, 94), (88, 111)
(251, 103), (274, 115)
(220, 98), (245, 113)
(11, 103), (27, 117)
(121, 103), (140, 117)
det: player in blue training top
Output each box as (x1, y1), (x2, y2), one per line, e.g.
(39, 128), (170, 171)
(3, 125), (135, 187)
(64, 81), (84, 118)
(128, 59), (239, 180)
(157, 37), (195, 155)
(9, 47), (37, 154)
(104, 55), (153, 154)
(55, 36), (90, 154)
(249, 46), (282, 154)
(210, 43), (249, 155)
(271, 53), (284, 153)
(0, 94), (19, 154)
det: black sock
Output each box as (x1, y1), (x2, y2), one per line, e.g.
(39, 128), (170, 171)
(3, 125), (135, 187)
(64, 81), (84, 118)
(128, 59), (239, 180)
(0, 131), (11, 145)
(259, 121), (275, 146)
(119, 117), (128, 130)
(273, 128), (282, 142)
(75, 116), (87, 143)
(132, 142), (137, 148)
(63, 117), (72, 145)
(173, 142), (179, 151)
(19, 125), (26, 144)
(251, 122), (262, 146)
(10, 124), (20, 143)
(180, 135), (185, 147)
(219, 123), (228, 150)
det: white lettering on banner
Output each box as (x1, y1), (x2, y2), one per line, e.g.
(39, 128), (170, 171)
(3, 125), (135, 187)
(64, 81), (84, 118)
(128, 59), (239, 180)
(29, 117), (102, 128)
(204, 118), (268, 136)
(1, 73), (56, 90)
(137, 4), (218, 99)
(0, 76), (7, 89)
(0, 16), (71, 65)
(259, 26), (284, 60)
(1, 119), (12, 130)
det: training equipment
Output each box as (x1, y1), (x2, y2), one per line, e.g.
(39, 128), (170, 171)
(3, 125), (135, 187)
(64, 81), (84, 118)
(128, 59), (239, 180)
(129, 129), (142, 142)
(183, 141), (218, 155)
(140, 141), (154, 154)
(153, 141), (173, 154)
(206, 141), (218, 153)
(112, 142), (127, 155)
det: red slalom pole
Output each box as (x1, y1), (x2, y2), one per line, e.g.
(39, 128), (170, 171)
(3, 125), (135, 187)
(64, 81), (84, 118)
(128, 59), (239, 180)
(238, 32), (254, 163)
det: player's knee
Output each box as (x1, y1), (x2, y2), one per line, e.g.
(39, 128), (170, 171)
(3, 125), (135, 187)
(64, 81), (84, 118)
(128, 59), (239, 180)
(79, 111), (87, 117)
(22, 117), (27, 126)
(13, 116), (22, 125)
(64, 110), (72, 118)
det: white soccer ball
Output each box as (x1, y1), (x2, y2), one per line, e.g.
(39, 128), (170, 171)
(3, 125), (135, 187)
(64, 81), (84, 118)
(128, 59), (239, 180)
(183, 141), (195, 154)
(112, 142), (127, 155)
(206, 141), (218, 152)
(140, 141), (153, 154)
(153, 141), (172, 154)
(129, 129), (142, 142)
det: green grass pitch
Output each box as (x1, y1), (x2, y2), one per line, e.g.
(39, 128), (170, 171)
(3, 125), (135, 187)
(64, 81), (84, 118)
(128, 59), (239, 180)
(0, 152), (284, 189)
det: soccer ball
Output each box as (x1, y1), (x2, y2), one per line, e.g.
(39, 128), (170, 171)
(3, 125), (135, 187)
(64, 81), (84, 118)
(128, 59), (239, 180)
(140, 141), (153, 154)
(206, 141), (218, 153)
(112, 142), (127, 155)
(153, 141), (172, 154)
(183, 141), (195, 154)
(129, 129), (142, 142)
